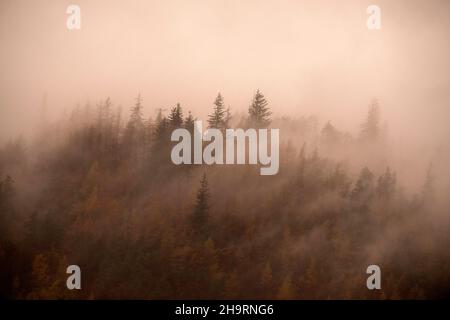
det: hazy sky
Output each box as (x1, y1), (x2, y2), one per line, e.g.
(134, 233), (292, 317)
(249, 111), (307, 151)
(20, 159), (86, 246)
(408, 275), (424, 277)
(1, 0), (449, 144)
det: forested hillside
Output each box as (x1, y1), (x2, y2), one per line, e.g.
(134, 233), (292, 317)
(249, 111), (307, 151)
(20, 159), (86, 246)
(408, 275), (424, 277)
(1, 92), (449, 299)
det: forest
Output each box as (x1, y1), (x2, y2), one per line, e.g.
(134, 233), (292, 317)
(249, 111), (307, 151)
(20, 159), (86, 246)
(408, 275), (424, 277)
(0, 90), (449, 299)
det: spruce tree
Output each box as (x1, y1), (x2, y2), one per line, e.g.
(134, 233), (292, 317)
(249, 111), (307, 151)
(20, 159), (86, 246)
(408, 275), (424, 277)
(321, 121), (342, 146)
(208, 93), (226, 129)
(127, 94), (144, 130)
(168, 103), (184, 128)
(351, 167), (374, 202)
(124, 94), (146, 159)
(376, 167), (396, 200)
(191, 173), (210, 240)
(154, 116), (169, 141)
(360, 99), (380, 142)
(248, 89), (272, 128)
(184, 111), (195, 133)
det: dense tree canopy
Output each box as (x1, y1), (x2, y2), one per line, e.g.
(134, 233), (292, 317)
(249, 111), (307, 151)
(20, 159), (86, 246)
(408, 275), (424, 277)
(0, 93), (449, 300)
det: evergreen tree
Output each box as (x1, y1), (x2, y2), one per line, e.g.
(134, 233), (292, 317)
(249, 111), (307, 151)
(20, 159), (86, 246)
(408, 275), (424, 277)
(144, 115), (153, 135)
(154, 116), (169, 141)
(155, 108), (164, 124)
(376, 167), (396, 200)
(326, 164), (351, 196)
(208, 93), (226, 129)
(191, 174), (210, 240)
(321, 121), (342, 146)
(127, 94), (144, 131)
(351, 167), (375, 202)
(168, 103), (184, 128)
(184, 111), (195, 133)
(124, 94), (145, 147)
(151, 111), (172, 164)
(97, 97), (112, 128)
(112, 105), (122, 148)
(248, 89), (272, 128)
(359, 99), (380, 142)
(122, 94), (146, 160)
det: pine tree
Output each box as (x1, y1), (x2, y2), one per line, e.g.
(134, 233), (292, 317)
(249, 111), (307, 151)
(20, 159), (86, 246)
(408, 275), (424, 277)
(184, 111), (195, 133)
(124, 94), (145, 148)
(351, 167), (375, 202)
(143, 116), (153, 143)
(127, 94), (144, 130)
(168, 103), (184, 128)
(155, 108), (164, 124)
(97, 97), (112, 128)
(248, 89), (272, 128)
(154, 116), (169, 141)
(191, 174), (210, 240)
(112, 105), (122, 149)
(122, 94), (147, 161)
(376, 167), (396, 200)
(208, 93), (226, 129)
(321, 121), (342, 146)
(359, 99), (380, 142)
(326, 164), (351, 196)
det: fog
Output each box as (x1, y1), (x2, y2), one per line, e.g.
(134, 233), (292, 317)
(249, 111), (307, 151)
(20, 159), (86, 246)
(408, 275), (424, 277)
(1, 0), (449, 143)
(1, 0), (450, 299)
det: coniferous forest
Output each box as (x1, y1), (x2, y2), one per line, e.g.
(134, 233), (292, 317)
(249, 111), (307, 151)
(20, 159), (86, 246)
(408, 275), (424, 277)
(1, 91), (450, 299)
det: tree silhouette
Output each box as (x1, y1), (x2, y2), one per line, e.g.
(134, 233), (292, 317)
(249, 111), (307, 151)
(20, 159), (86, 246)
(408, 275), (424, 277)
(321, 121), (342, 146)
(184, 111), (195, 133)
(359, 99), (380, 143)
(248, 89), (272, 128)
(124, 94), (145, 156)
(127, 94), (144, 131)
(1, 90), (448, 300)
(208, 93), (227, 129)
(168, 103), (184, 129)
(191, 173), (210, 241)
(154, 116), (169, 141)
(376, 167), (396, 200)
(351, 167), (374, 203)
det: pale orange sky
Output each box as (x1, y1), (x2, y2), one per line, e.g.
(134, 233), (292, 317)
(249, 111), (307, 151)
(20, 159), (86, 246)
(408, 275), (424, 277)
(0, 0), (449, 145)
